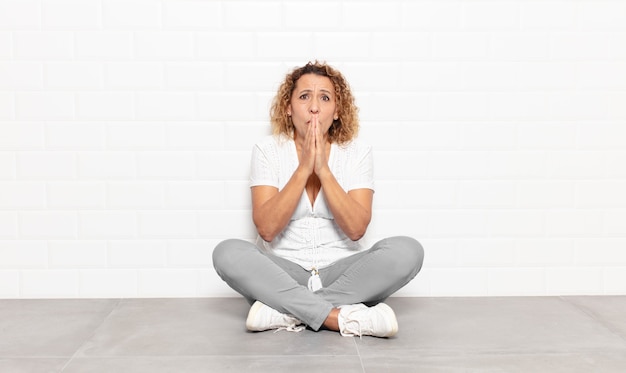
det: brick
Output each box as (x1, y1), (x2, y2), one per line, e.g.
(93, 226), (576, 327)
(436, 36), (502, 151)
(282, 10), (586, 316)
(17, 152), (76, 180)
(488, 210), (545, 238)
(225, 63), (286, 91)
(576, 181), (626, 208)
(46, 122), (105, 150)
(487, 151), (547, 179)
(0, 62), (43, 90)
(75, 31), (132, 59)
(165, 63), (223, 90)
(578, 123), (626, 150)
(574, 239), (626, 266)
(0, 0), (41, 29)
(459, 123), (517, 150)
(134, 32), (194, 60)
(368, 32), (433, 63)
(0, 92), (14, 120)
(518, 62), (577, 91)
(0, 153), (16, 180)
(314, 32), (370, 60)
(343, 2), (401, 30)
(0, 121), (44, 150)
(20, 211), (77, 239)
(457, 181), (517, 208)
(0, 241), (47, 268)
(45, 62), (103, 89)
(0, 32), (11, 58)
(433, 32), (490, 60)
(137, 152), (196, 179)
(49, 241), (106, 268)
(0, 212), (17, 238)
(518, 181), (576, 208)
(520, 1), (577, 31)
(514, 239), (574, 267)
(222, 2), (281, 30)
(360, 93), (430, 121)
(42, 0), (100, 29)
(224, 123), (269, 151)
(197, 93), (259, 121)
(550, 33), (610, 60)
(16, 92), (75, 120)
(14, 31), (73, 59)
(224, 181), (251, 210)
(428, 268), (488, 296)
(546, 268), (603, 295)
(162, 0), (221, 30)
(432, 93), (489, 120)
(136, 92), (195, 120)
(284, 3), (341, 29)
(0, 271), (19, 297)
(21, 270), (79, 298)
(102, 0), (161, 29)
(138, 211), (197, 238)
(195, 151), (250, 181)
(488, 269), (546, 296)
(165, 181), (224, 209)
(491, 32), (550, 61)
(257, 32), (316, 60)
(107, 182), (164, 209)
(579, 1), (626, 31)
(0, 182), (46, 209)
(196, 32), (256, 60)
(107, 123), (166, 149)
(429, 210), (488, 238)
(604, 268), (626, 294)
(401, 2), (462, 30)
(79, 211), (137, 238)
(605, 210), (626, 237)
(108, 240), (166, 268)
(546, 210), (604, 238)
(459, 239), (515, 267)
(463, 1), (520, 31)
(547, 151), (607, 179)
(197, 210), (256, 239)
(78, 152), (137, 180)
(79, 269), (137, 297)
(48, 181), (106, 209)
(105, 62), (163, 89)
(518, 123), (577, 150)
(76, 92), (134, 120)
(166, 123), (225, 150)
(168, 239), (216, 268)
(138, 269), (199, 297)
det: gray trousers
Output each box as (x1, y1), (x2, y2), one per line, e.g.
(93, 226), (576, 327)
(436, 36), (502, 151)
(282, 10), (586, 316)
(212, 236), (424, 331)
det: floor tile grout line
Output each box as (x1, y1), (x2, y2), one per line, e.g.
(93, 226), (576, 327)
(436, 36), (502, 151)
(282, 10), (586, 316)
(58, 298), (123, 372)
(559, 296), (626, 344)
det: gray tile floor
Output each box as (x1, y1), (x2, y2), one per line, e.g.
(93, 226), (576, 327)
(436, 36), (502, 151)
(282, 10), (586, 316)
(1, 296), (626, 372)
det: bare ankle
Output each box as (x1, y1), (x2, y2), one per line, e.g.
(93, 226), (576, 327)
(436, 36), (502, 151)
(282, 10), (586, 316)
(322, 308), (340, 331)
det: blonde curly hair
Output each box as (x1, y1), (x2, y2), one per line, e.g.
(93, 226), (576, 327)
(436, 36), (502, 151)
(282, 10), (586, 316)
(270, 61), (359, 144)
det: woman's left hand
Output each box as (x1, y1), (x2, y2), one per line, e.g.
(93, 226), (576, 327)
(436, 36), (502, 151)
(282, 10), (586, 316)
(312, 114), (330, 176)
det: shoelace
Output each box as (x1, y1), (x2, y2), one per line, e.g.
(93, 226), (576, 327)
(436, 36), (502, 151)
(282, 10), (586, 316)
(273, 324), (306, 333)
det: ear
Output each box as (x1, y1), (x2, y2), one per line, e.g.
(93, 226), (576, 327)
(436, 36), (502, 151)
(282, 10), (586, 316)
(287, 104), (292, 116)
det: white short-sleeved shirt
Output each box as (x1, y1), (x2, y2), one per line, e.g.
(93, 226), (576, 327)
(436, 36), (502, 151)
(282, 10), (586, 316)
(250, 134), (375, 270)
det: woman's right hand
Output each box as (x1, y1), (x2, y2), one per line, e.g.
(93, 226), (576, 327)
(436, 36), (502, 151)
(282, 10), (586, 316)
(298, 114), (317, 176)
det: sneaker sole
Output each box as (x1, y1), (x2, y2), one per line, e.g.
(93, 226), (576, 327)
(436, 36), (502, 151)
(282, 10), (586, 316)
(245, 301), (266, 331)
(375, 303), (399, 337)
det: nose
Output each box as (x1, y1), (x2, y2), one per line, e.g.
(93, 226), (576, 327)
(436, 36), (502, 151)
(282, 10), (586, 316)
(309, 101), (319, 114)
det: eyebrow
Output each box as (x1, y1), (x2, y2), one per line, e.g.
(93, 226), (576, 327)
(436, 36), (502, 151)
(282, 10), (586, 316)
(298, 88), (333, 94)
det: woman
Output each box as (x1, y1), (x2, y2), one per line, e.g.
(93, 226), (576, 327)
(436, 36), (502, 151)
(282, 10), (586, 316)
(213, 61), (424, 337)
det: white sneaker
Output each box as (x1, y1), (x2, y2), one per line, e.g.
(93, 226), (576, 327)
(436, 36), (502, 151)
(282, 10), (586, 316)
(246, 301), (305, 332)
(338, 303), (398, 337)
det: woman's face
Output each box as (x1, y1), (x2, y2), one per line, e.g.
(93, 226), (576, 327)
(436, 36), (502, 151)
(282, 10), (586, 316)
(287, 73), (338, 141)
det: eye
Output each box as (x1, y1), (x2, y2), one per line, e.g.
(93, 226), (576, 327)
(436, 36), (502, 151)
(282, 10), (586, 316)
(321, 95), (330, 101)
(299, 94), (309, 100)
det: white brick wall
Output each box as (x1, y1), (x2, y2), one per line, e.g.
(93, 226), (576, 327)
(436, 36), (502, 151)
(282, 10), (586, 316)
(1, 0), (625, 298)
